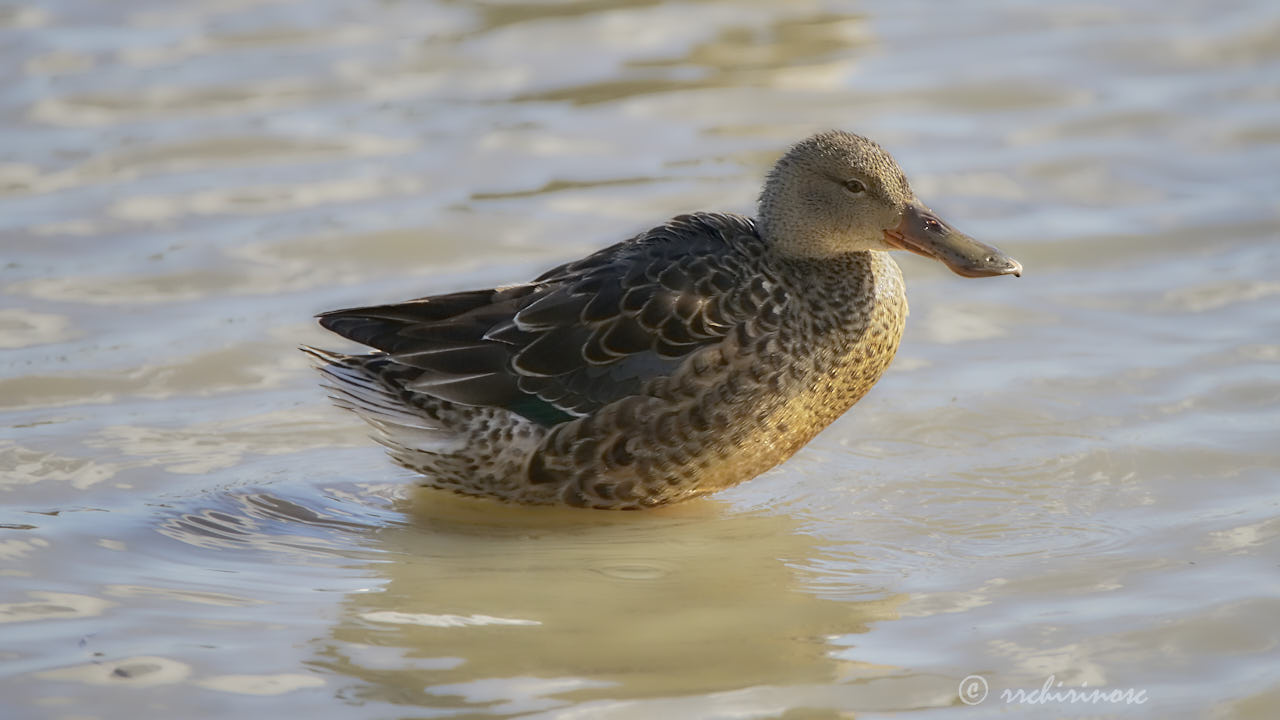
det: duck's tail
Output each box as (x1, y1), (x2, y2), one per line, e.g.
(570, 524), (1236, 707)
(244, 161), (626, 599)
(300, 346), (468, 456)
(300, 346), (550, 500)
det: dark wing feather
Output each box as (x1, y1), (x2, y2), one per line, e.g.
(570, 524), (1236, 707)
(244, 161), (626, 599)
(317, 213), (783, 427)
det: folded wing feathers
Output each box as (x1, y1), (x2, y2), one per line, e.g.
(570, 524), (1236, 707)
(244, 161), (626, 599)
(314, 213), (770, 421)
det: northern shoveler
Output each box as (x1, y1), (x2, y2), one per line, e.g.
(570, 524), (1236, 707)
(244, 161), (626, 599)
(305, 130), (1021, 508)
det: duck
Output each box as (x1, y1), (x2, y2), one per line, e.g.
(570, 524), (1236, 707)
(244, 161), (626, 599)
(305, 130), (1021, 509)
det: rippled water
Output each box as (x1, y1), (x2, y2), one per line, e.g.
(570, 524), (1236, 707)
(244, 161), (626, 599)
(3, 0), (1279, 717)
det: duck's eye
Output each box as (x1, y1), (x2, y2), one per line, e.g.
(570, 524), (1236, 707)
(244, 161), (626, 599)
(842, 179), (866, 194)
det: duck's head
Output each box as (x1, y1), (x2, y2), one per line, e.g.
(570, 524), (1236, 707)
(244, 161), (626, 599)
(758, 130), (1021, 278)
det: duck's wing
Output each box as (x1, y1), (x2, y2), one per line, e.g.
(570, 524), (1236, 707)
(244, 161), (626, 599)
(317, 213), (786, 427)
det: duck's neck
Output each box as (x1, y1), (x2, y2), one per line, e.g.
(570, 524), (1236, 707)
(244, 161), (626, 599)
(771, 248), (907, 351)
(773, 247), (901, 299)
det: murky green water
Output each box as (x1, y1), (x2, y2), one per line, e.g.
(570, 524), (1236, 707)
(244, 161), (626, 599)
(3, 0), (1279, 717)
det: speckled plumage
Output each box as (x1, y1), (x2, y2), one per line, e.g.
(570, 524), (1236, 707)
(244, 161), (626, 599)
(307, 130), (1020, 508)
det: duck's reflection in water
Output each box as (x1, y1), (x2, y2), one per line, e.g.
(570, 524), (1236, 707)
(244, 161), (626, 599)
(311, 488), (906, 715)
